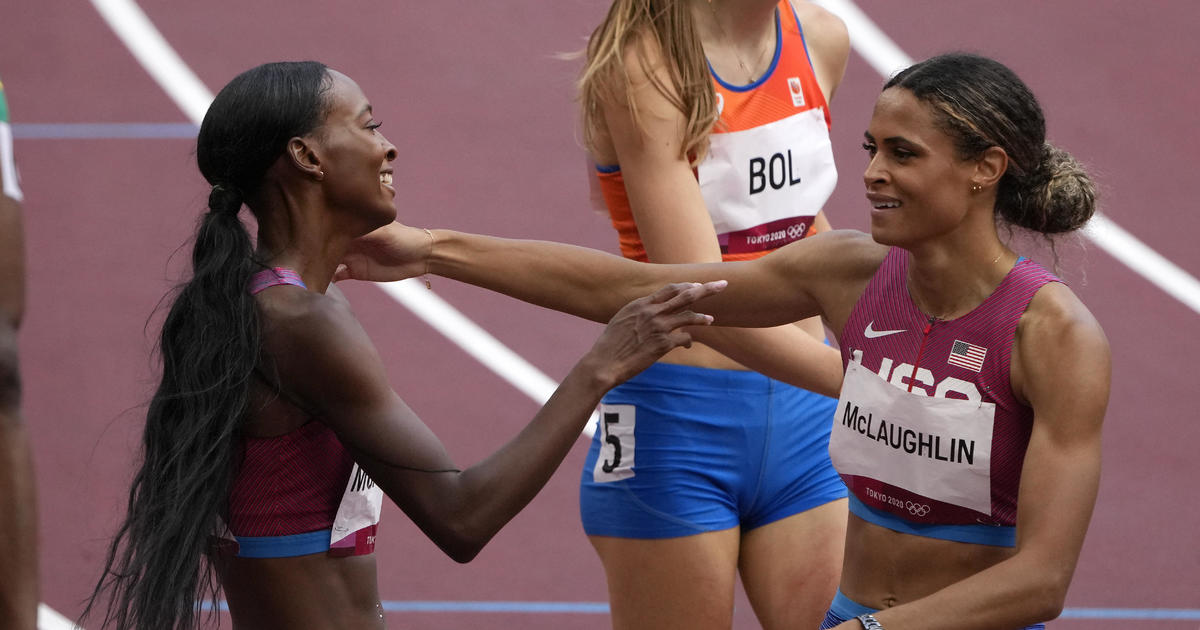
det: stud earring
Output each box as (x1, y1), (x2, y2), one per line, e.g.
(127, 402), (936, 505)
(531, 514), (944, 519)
(971, 183), (981, 193)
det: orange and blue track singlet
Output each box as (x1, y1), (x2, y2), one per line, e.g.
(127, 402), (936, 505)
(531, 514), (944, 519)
(596, 0), (836, 262)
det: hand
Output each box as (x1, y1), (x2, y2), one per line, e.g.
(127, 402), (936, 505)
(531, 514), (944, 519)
(335, 222), (430, 283)
(582, 281), (726, 389)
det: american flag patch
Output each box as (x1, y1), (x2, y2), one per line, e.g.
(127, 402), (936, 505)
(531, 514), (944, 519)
(947, 340), (987, 372)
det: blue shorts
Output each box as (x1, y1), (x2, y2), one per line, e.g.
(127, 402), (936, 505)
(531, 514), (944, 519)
(580, 362), (846, 539)
(818, 589), (1046, 629)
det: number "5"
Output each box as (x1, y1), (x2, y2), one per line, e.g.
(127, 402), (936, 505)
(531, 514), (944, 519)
(601, 411), (622, 473)
(593, 404), (635, 482)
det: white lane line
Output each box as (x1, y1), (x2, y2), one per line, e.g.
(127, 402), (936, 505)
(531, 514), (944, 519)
(378, 280), (600, 436)
(38, 604), (83, 630)
(813, 0), (1200, 316)
(811, 0), (911, 78)
(1086, 215), (1200, 313)
(89, 0), (213, 122)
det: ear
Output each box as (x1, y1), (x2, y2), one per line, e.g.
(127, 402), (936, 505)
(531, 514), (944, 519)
(286, 136), (324, 181)
(971, 146), (1008, 190)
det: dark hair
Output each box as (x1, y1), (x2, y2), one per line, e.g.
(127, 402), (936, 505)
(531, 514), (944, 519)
(83, 61), (332, 630)
(885, 52), (1096, 234)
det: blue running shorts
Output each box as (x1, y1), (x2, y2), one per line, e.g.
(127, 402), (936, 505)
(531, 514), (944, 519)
(580, 362), (846, 539)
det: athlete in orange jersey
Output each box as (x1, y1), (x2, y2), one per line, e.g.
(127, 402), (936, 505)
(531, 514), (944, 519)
(571, 2), (850, 628)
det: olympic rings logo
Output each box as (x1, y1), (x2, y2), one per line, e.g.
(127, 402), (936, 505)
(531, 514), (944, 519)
(905, 501), (931, 516)
(786, 223), (807, 239)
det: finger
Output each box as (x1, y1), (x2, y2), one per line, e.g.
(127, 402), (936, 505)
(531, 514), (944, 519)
(664, 330), (694, 350)
(656, 310), (715, 332)
(654, 280), (728, 313)
(332, 264), (351, 283)
(643, 282), (694, 305)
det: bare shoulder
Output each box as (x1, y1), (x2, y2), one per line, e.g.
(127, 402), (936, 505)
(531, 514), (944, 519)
(258, 288), (361, 345)
(789, 1), (848, 38)
(787, 1), (850, 101)
(787, 1), (849, 58)
(1013, 282), (1111, 410)
(757, 230), (886, 330)
(777, 229), (887, 279)
(1019, 283), (1108, 355)
(613, 28), (684, 116)
(256, 288), (382, 390)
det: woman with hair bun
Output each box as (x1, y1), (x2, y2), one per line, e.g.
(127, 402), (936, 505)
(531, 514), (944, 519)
(340, 51), (1109, 630)
(81, 60), (723, 630)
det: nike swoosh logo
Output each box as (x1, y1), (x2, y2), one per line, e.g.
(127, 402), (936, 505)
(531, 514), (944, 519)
(864, 321), (906, 338)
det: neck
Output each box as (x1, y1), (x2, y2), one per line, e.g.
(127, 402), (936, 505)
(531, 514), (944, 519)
(905, 235), (1014, 322)
(693, 0), (779, 82)
(252, 182), (349, 295)
(695, 0), (778, 39)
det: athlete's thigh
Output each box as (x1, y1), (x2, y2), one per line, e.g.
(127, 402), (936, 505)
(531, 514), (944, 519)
(590, 529), (740, 630)
(739, 499), (847, 630)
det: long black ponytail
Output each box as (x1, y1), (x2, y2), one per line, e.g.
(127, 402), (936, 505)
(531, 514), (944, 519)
(83, 61), (332, 630)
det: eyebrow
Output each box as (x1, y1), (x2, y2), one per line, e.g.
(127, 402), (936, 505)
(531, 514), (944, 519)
(863, 131), (915, 146)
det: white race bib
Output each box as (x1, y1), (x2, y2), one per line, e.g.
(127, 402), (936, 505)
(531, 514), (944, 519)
(698, 107), (835, 253)
(592, 404), (636, 483)
(830, 361), (995, 515)
(330, 463), (383, 548)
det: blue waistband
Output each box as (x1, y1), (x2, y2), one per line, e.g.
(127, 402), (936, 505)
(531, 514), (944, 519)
(849, 494), (1016, 547)
(233, 529), (330, 558)
(830, 589), (876, 620)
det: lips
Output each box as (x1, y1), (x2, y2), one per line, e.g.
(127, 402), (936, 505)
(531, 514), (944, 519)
(866, 192), (901, 210)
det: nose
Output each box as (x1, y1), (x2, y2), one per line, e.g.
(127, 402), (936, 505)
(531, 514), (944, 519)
(862, 153), (886, 188)
(380, 133), (398, 162)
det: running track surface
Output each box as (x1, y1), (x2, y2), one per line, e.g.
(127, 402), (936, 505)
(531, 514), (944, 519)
(3, 1), (1198, 628)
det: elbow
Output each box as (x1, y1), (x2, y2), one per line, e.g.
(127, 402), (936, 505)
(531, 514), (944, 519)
(443, 542), (484, 565)
(434, 526), (491, 564)
(425, 514), (496, 564)
(1025, 570), (1073, 622)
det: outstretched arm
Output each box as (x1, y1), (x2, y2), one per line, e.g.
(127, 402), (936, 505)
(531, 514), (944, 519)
(270, 281), (723, 562)
(339, 223), (876, 330)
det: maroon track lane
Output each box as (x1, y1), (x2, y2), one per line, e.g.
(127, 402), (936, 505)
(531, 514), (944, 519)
(0, 0), (1196, 628)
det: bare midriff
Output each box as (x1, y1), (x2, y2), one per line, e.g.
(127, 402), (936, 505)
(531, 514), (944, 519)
(839, 514), (1015, 609)
(214, 552), (385, 630)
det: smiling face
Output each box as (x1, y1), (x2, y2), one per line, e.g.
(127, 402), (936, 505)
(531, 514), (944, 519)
(311, 70), (398, 231)
(861, 87), (981, 248)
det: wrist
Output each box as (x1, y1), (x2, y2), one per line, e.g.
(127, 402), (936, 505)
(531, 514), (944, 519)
(421, 228), (434, 288)
(569, 351), (620, 396)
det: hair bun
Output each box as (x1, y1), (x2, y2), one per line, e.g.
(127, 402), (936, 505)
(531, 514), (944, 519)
(1013, 143), (1097, 233)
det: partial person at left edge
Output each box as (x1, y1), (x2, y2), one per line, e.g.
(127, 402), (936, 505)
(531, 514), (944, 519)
(0, 74), (38, 630)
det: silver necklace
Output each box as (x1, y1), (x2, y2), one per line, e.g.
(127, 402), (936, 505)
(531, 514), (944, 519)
(708, 1), (772, 83)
